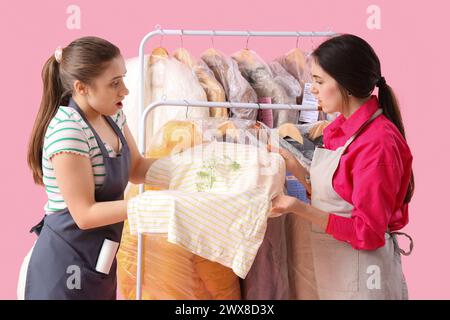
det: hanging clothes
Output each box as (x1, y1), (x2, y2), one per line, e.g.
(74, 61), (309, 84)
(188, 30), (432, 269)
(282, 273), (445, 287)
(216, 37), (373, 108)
(201, 48), (258, 120)
(128, 141), (285, 278)
(275, 48), (307, 86)
(145, 47), (209, 147)
(117, 224), (241, 299)
(240, 213), (290, 300)
(127, 189), (271, 279)
(232, 49), (290, 128)
(269, 61), (302, 125)
(173, 48), (228, 118)
(118, 119), (285, 300)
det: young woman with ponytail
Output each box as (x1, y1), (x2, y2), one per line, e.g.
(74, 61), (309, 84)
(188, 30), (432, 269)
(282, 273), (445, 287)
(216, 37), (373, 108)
(270, 34), (414, 299)
(19, 37), (156, 299)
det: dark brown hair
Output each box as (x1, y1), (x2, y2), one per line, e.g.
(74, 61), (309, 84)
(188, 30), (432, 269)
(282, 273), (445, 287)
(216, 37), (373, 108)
(313, 34), (414, 204)
(27, 36), (120, 185)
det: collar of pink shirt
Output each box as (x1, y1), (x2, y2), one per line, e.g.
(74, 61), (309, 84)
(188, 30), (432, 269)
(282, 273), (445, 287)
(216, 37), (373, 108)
(323, 95), (380, 149)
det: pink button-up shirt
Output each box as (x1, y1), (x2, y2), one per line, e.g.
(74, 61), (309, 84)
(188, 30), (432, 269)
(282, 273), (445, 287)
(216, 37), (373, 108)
(323, 96), (413, 250)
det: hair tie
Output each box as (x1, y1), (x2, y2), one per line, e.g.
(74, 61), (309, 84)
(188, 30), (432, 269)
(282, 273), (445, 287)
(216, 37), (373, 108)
(54, 46), (63, 63)
(376, 76), (386, 88)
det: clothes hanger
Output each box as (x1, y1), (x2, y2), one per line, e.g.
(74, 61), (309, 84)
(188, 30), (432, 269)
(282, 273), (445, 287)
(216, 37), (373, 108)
(245, 31), (251, 51)
(278, 123), (303, 144)
(308, 120), (329, 141)
(151, 47), (169, 57)
(149, 120), (202, 157)
(173, 48), (196, 68)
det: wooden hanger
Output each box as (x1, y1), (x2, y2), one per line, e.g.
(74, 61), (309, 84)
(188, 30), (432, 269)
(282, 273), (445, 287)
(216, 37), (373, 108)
(308, 120), (329, 140)
(147, 120), (202, 158)
(152, 47), (169, 56)
(149, 47), (169, 66)
(278, 123), (303, 144)
(173, 48), (196, 69)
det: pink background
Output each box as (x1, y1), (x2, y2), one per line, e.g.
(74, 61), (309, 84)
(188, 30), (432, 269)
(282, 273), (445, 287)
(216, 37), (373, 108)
(1, 0), (448, 299)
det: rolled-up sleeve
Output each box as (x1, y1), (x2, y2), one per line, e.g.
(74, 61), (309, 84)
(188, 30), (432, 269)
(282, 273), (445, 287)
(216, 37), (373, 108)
(326, 163), (402, 250)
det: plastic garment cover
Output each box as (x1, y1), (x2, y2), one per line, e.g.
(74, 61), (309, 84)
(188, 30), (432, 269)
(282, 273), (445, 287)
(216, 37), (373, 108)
(268, 61), (302, 126)
(298, 53), (333, 122)
(232, 49), (290, 128)
(276, 48), (325, 122)
(275, 48), (307, 87)
(118, 118), (291, 300)
(144, 47), (209, 147)
(118, 218), (241, 300)
(201, 48), (258, 120)
(240, 214), (290, 299)
(118, 120), (243, 300)
(173, 48), (229, 118)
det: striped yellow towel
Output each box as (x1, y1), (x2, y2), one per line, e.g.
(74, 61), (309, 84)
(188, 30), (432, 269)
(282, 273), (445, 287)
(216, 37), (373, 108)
(127, 141), (286, 278)
(127, 189), (270, 278)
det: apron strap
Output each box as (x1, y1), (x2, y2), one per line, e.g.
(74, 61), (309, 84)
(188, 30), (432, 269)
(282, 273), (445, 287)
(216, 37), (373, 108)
(67, 98), (110, 157)
(390, 231), (414, 256)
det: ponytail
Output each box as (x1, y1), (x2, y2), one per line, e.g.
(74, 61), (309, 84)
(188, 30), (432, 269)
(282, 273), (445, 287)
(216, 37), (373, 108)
(27, 55), (64, 185)
(377, 82), (415, 204)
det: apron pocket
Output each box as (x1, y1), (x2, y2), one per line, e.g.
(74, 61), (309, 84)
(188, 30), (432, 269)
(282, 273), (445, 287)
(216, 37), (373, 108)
(310, 231), (359, 293)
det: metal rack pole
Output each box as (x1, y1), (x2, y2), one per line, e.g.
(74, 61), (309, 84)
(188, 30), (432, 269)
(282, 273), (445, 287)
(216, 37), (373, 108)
(135, 28), (334, 300)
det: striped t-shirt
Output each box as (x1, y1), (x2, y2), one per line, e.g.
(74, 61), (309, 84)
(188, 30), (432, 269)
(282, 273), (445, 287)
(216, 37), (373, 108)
(42, 106), (127, 213)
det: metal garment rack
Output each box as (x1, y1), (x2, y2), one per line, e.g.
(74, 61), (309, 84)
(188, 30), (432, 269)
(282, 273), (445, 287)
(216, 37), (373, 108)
(135, 28), (337, 300)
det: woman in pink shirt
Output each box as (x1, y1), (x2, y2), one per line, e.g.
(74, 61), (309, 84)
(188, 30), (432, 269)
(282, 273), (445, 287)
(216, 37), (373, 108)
(271, 34), (414, 299)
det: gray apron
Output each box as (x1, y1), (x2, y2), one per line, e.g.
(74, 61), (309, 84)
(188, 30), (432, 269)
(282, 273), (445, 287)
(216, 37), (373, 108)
(25, 98), (130, 300)
(309, 108), (413, 299)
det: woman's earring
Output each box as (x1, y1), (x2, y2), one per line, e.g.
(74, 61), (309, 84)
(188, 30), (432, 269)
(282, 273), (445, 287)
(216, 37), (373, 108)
(348, 91), (352, 96)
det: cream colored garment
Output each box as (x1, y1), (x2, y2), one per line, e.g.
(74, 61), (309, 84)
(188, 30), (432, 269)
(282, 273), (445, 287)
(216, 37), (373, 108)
(145, 48), (209, 147)
(232, 50), (291, 128)
(173, 48), (228, 118)
(127, 142), (286, 278)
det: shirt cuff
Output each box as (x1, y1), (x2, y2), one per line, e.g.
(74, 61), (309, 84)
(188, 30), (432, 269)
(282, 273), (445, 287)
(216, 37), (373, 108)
(325, 213), (355, 241)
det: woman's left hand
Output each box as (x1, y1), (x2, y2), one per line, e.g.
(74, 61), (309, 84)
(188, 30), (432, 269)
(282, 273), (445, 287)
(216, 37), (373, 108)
(270, 194), (303, 216)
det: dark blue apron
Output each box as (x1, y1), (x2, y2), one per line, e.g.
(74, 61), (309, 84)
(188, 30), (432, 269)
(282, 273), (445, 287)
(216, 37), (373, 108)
(25, 98), (130, 299)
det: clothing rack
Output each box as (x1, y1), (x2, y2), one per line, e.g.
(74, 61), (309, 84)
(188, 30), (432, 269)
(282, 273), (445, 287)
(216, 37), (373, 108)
(135, 28), (337, 300)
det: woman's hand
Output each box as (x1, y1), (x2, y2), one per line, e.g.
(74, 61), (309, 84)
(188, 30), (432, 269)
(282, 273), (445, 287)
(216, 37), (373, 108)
(270, 194), (330, 232)
(267, 144), (311, 193)
(270, 194), (303, 216)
